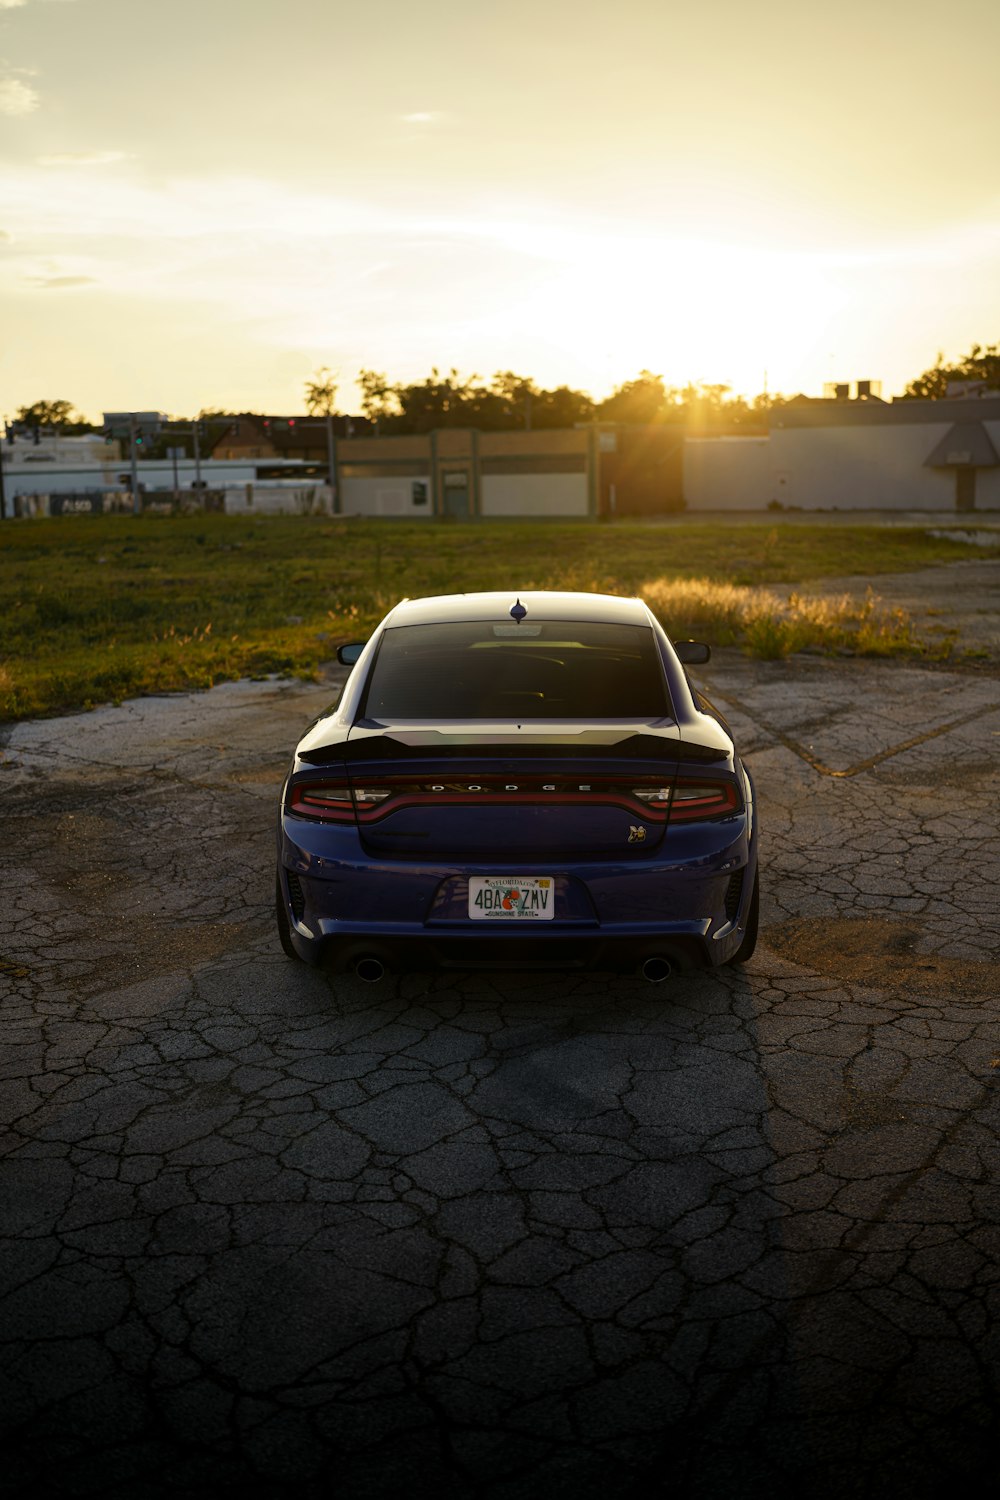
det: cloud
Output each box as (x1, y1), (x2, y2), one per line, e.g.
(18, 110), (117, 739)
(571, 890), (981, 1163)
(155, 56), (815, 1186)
(0, 77), (38, 114)
(401, 111), (444, 125)
(0, 168), (399, 248)
(37, 150), (132, 167)
(1, 160), (997, 404)
(0, 2), (28, 10)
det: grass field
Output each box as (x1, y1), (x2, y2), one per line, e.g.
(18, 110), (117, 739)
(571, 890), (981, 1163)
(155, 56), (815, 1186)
(2, 514), (998, 722)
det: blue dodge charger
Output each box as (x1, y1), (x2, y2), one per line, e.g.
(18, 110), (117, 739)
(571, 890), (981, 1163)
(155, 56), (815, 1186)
(276, 590), (758, 981)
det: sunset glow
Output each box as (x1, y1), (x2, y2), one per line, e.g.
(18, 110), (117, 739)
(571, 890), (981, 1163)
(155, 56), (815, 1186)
(2, 0), (999, 418)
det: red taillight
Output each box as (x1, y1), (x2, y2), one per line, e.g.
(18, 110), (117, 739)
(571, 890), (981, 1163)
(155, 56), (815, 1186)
(289, 783), (355, 822)
(287, 782), (392, 822)
(669, 779), (740, 821)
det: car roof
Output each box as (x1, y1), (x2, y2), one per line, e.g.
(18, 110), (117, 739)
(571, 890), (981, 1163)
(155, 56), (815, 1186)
(380, 590), (652, 629)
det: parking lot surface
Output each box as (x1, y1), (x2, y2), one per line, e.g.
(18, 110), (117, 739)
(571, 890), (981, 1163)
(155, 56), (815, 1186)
(2, 641), (999, 1498)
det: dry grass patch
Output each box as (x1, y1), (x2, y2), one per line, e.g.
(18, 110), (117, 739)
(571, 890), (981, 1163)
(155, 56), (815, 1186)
(641, 578), (922, 659)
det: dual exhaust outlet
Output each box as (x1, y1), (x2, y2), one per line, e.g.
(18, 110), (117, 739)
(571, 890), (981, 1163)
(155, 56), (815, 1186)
(354, 956), (386, 984)
(352, 954), (674, 985)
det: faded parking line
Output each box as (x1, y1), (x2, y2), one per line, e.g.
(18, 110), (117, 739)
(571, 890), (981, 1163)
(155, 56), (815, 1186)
(704, 687), (1000, 777)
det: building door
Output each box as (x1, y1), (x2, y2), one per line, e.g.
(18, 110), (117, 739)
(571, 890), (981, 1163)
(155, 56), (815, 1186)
(442, 469), (469, 517)
(955, 468), (977, 511)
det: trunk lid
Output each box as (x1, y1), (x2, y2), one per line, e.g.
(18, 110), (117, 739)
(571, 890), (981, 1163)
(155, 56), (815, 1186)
(341, 722), (691, 860)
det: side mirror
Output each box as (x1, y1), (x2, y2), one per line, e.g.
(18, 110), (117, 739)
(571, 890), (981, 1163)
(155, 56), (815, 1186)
(336, 641), (367, 666)
(674, 640), (711, 665)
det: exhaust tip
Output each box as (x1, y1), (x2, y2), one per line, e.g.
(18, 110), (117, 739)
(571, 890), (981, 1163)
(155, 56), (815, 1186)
(355, 956), (386, 984)
(641, 956), (673, 984)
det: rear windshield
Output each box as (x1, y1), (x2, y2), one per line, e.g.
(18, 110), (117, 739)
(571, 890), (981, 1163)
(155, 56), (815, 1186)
(362, 621), (670, 720)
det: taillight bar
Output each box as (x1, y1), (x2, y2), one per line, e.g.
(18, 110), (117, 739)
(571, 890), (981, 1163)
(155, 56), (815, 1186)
(287, 775), (740, 824)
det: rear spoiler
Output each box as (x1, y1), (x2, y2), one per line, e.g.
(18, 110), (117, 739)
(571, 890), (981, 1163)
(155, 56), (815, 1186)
(298, 728), (727, 767)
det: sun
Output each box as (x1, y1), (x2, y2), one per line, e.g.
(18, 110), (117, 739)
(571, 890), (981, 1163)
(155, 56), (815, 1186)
(495, 226), (850, 398)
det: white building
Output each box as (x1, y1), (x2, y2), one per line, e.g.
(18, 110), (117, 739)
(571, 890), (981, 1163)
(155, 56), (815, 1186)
(3, 431), (120, 465)
(683, 394), (1000, 512)
(0, 453), (308, 513)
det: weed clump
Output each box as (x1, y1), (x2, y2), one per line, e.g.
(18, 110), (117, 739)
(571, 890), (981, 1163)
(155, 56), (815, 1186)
(641, 578), (929, 661)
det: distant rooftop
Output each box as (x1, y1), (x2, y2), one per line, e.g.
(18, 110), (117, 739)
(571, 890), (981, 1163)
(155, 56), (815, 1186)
(773, 393), (1000, 428)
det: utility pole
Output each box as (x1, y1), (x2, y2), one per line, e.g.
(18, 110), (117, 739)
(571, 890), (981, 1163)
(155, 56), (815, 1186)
(129, 414), (140, 513)
(325, 413), (339, 514)
(0, 423), (7, 521)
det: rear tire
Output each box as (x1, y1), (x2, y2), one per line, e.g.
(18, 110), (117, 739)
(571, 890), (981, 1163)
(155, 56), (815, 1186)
(731, 869), (759, 964)
(275, 872), (301, 961)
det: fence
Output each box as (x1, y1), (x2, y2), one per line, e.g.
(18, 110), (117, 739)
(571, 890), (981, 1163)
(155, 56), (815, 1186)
(10, 490), (227, 517)
(10, 483), (417, 520)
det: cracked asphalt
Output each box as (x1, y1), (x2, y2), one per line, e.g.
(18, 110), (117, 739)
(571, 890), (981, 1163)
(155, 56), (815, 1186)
(2, 636), (999, 1498)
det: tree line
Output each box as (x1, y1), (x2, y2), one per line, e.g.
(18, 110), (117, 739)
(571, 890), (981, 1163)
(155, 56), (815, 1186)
(900, 343), (1000, 399)
(11, 341), (1000, 438)
(351, 369), (780, 434)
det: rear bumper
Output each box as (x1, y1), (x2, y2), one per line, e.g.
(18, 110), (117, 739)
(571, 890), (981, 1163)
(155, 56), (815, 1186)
(298, 929), (711, 975)
(277, 809), (757, 975)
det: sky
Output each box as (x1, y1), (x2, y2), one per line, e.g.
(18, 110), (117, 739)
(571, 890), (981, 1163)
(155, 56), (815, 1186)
(2, 0), (1000, 421)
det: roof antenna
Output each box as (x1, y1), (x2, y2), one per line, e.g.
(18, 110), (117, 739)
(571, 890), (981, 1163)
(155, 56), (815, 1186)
(510, 598), (527, 623)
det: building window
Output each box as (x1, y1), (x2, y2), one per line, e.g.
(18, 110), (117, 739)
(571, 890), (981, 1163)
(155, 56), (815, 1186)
(412, 481), (428, 506)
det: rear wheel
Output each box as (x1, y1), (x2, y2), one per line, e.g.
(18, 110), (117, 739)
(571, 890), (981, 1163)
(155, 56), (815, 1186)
(731, 869), (759, 964)
(275, 872), (301, 960)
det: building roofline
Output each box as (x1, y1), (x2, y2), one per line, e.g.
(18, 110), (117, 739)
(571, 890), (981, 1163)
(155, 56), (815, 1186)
(773, 395), (1000, 428)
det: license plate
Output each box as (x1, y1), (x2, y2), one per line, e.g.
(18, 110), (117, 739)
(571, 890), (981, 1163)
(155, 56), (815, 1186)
(468, 876), (554, 921)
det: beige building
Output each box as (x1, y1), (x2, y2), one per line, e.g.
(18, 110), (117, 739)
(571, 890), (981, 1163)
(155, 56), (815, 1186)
(337, 427), (599, 518)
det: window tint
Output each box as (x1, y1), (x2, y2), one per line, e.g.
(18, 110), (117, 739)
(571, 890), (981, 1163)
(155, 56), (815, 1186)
(363, 621), (670, 719)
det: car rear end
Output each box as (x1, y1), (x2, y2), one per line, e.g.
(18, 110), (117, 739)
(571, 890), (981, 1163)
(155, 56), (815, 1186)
(277, 594), (757, 978)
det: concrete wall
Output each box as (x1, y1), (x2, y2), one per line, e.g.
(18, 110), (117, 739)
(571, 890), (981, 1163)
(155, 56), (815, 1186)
(600, 425), (685, 515)
(339, 475), (433, 517)
(223, 485), (334, 515)
(683, 419), (1000, 512)
(480, 473), (588, 516)
(683, 437), (772, 510)
(479, 430), (590, 459)
(965, 422), (1000, 509)
(770, 424), (955, 510)
(341, 435), (429, 463)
